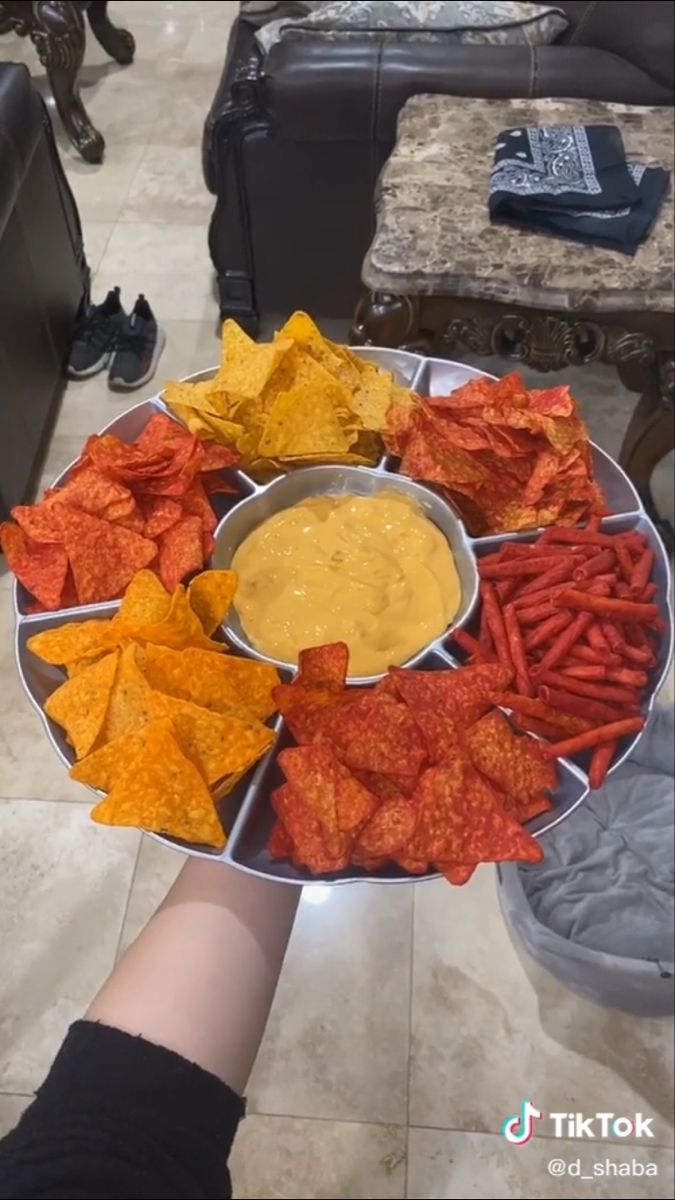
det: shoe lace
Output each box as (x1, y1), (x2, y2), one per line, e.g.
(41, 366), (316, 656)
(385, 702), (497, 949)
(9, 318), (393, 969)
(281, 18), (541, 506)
(76, 309), (111, 346)
(116, 320), (154, 355)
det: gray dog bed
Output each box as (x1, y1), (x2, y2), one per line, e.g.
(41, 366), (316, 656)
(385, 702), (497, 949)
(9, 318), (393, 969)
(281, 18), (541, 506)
(498, 707), (674, 1016)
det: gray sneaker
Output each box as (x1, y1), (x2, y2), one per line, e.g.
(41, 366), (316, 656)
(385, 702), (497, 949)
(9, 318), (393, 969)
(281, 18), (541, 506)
(108, 294), (166, 391)
(67, 286), (126, 378)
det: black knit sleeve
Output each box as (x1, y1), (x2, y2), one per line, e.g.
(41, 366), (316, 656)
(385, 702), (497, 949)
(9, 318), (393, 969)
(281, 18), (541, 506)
(0, 1020), (245, 1199)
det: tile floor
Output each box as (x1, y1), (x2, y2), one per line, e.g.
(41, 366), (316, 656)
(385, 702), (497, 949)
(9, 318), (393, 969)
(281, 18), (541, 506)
(1, 4), (673, 1196)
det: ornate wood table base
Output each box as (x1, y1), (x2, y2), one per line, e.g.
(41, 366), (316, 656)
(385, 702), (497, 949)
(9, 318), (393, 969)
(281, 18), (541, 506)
(0, 0), (135, 162)
(351, 292), (675, 548)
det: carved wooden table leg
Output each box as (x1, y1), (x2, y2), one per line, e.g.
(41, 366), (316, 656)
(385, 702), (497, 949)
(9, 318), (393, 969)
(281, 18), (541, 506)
(350, 291), (425, 351)
(619, 352), (675, 548)
(30, 0), (105, 164)
(87, 0), (134, 64)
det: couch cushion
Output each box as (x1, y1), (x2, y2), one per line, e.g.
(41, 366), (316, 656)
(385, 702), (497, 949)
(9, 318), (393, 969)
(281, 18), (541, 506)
(256, 1), (569, 54)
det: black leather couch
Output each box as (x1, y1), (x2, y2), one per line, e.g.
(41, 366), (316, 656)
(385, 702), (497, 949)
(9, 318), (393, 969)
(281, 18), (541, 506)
(203, 0), (675, 333)
(0, 63), (88, 519)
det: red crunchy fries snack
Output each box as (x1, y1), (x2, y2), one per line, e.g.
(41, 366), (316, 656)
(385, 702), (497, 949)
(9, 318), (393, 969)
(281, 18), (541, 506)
(0, 413), (239, 609)
(386, 372), (605, 535)
(267, 642), (552, 883)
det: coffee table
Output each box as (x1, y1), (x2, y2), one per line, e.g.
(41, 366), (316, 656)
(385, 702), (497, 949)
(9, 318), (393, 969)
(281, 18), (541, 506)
(351, 96), (674, 543)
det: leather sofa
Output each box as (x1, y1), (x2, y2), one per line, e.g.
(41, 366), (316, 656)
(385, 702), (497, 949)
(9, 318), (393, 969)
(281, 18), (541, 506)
(0, 63), (88, 520)
(203, 0), (675, 333)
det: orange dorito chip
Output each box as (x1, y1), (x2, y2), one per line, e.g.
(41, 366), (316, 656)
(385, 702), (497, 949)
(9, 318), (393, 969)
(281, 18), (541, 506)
(27, 618), (116, 668)
(465, 710), (557, 802)
(187, 569), (238, 636)
(70, 718), (175, 792)
(44, 650), (119, 759)
(115, 569), (171, 626)
(91, 722), (225, 848)
(100, 644), (155, 744)
(149, 691), (273, 783)
(117, 585), (224, 653)
(142, 644), (279, 721)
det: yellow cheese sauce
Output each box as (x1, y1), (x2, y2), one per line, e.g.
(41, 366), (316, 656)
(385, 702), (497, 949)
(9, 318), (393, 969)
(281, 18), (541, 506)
(232, 491), (461, 676)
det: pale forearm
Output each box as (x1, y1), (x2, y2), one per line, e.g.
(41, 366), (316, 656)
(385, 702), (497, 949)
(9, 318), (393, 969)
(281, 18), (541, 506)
(88, 858), (300, 1094)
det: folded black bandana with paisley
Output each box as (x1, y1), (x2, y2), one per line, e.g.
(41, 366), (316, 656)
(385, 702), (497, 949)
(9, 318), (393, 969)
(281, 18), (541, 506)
(489, 124), (670, 255)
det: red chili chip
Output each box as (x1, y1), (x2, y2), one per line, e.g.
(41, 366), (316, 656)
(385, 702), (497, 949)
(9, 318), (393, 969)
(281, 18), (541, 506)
(466, 710), (557, 801)
(157, 515), (204, 593)
(297, 642), (349, 691)
(0, 524), (69, 610)
(354, 799), (416, 859)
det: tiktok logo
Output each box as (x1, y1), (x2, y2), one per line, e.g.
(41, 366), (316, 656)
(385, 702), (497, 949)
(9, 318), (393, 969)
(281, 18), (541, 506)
(501, 1100), (544, 1145)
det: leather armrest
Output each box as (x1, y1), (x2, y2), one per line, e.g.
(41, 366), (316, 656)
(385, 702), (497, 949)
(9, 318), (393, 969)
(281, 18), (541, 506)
(0, 64), (43, 232)
(263, 40), (673, 145)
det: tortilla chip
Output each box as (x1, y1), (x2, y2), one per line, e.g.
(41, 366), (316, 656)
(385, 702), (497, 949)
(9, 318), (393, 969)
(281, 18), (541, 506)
(142, 644), (279, 720)
(100, 643), (156, 744)
(44, 650), (119, 759)
(149, 691), (274, 783)
(91, 722), (225, 848)
(27, 618), (116, 668)
(115, 570), (171, 627)
(0, 524), (69, 610)
(188, 569), (238, 635)
(259, 386), (352, 458)
(70, 718), (174, 791)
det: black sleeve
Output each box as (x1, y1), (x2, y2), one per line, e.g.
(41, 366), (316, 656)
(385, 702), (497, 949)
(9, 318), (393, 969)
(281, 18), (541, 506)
(0, 1020), (245, 1200)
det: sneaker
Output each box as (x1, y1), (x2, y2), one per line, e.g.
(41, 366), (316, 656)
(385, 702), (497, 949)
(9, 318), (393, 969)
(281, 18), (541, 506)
(108, 295), (166, 391)
(67, 286), (125, 378)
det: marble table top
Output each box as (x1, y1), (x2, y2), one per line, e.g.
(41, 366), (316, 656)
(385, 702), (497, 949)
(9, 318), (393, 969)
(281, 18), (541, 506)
(363, 96), (674, 313)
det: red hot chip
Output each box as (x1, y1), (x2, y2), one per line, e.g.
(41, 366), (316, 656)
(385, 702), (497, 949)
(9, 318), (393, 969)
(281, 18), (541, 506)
(271, 784), (350, 875)
(354, 799), (416, 859)
(297, 642), (349, 691)
(328, 692), (427, 781)
(0, 524), (69, 610)
(157, 515), (204, 593)
(466, 710), (557, 801)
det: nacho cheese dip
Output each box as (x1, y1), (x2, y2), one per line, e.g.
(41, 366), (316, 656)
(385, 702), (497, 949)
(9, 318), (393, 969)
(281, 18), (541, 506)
(232, 491), (461, 676)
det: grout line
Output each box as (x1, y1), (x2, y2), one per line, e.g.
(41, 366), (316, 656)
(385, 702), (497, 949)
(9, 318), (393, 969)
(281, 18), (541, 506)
(113, 835), (144, 962)
(405, 1121), (675, 1150)
(404, 885), (416, 1198)
(0, 1090), (32, 1100)
(246, 1109), (408, 1132)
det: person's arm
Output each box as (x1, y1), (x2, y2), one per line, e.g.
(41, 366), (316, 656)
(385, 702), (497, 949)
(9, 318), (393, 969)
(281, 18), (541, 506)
(0, 860), (299, 1199)
(88, 858), (299, 1094)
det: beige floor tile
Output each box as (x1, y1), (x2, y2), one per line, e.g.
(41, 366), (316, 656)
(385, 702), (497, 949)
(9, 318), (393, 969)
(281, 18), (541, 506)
(410, 873), (674, 1145)
(231, 1114), (407, 1200)
(95, 221), (216, 322)
(152, 61), (225, 146)
(0, 800), (139, 1092)
(182, 3), (241, 65)
(62, 142), (146, 222)
(0, 1094), (30, 1140)
(0, 591), (90, 803)
(118, 835), (186, 957)
(407, 1128), (674, 1200)
(247, 884), (413, 1125)
(53, 318), (218, 437)
(82, 220), (117, 273)
(118, 144), (212, 224)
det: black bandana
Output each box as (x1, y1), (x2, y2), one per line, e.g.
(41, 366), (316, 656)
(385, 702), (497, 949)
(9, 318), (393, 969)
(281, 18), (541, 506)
(489, 125), (669, 255)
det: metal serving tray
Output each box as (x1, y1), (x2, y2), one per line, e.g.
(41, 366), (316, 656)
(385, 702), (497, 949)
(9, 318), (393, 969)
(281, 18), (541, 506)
(13, 350), (674, 886)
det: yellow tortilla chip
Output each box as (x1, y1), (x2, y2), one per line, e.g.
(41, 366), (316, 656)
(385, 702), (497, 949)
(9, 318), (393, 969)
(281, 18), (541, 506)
(142, 644), (279, 721)
(70, 718), (174, 792)
(27, 619), (116, 668)
(188, 569), (237, 636)
(259, 386), (352, 458)
(90, 722), (225, 848)
(162, 377), (227, 417)
(218, 320), (293, 399)
(149, 692), (274, 783)
(115, 569), (170, 627)
(349, 365), (395, 431)
(44, 650), (119, 759)
(100, 643), (156, 744)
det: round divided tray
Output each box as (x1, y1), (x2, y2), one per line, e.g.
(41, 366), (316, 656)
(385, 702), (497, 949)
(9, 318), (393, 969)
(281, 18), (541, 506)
(13, 351), (674, 885)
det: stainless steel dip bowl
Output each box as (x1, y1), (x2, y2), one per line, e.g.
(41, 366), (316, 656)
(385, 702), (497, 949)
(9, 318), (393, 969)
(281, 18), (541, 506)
(211, 464), (480, 683)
